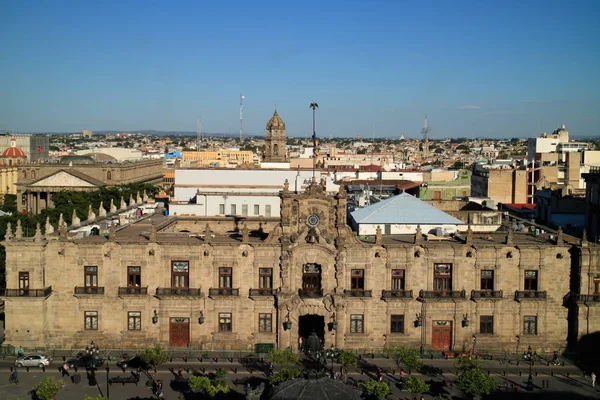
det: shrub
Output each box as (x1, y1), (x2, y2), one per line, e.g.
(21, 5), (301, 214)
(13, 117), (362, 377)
(33, 376), (64, 400)
(269, 368), (301, 385)
(359, 380), (391, 400)
(405, 375), (430, 394)
(141, 344), (170, 370)
(389, 347), (424, 372)
(189, 375), (230, 398)
(455, 366), (497, 396)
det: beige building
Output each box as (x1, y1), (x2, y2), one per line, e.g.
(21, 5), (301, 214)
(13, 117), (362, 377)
(0, 138), (27, 196)
(471, 164), (528, 204)
(182, 150), (253, 167)
(1, 179), (597, 355)
(16, 158), (163, 214)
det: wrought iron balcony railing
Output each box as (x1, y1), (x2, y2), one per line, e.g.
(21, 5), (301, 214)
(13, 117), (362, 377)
(209, 288), (240, 297)
(118, 287), (148, 295)
(381, 289), (413, 299)
(344, 289), (372, 298)
(471, 290), (503, 299)
(249, 288), (274, 296)
(299, 288), (323, 298)
(155, 287), (202, 296)
(74, 286), (104, 295)
(573, 294), (600, 303)
(515, 290), (547, 300)
(0, 287), (52, 298)
(418, 289), (467, 300)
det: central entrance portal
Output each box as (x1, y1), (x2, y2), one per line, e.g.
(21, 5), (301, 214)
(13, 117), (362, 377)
(299, 315), (325, 350)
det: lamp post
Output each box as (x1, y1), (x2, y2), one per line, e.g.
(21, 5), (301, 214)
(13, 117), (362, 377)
(85, 341), (100, 370)
(106, 366), (110, 399)
(325, 345), (338, 377)
(526, 346), (534, 391)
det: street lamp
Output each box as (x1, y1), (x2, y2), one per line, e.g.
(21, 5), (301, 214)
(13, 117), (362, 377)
(526, 346), (534, 391)
(325, 345), (338, 376)
(106, 366), (110, 399)
(85, 341), (100, 369)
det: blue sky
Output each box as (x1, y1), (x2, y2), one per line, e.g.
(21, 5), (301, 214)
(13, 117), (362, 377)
(1, 0), (599, 138)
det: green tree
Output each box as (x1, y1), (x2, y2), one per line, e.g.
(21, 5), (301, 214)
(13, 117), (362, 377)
(405, 375), (430, 394)
(33, 376), (64, 400)
(268, 347), (299, 367)
(269, 368), (301, 385)
(337, 349), (358, 370)
(389, 347), (423, 372)
(455, 356), (481, 373)
(359, 380), (391, 400)
(141, 344), (170, 371)
(189, 375), (230, 398)
(2, 194), (17, 214)
(455, 368), (497, 396)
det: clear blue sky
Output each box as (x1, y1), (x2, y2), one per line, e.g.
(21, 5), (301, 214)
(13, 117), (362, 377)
(1, 0), (599, 138)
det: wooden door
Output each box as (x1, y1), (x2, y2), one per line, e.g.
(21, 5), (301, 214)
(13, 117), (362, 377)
(169, 318), (190, 347)
(431, 321), (452, 350)
(434, 191), (442, 200)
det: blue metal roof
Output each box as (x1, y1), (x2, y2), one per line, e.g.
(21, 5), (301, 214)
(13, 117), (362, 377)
(350, 193), (464, 225)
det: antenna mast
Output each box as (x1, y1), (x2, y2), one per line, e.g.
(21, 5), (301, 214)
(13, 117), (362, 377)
(239, 93), (244, 141)
(421, 115), (431, 156)
(196, 117), (202, 150)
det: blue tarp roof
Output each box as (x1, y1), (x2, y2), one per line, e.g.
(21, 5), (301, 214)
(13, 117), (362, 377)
(350, 193), (464, 225)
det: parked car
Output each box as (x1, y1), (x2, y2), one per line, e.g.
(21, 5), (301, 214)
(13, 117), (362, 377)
(15, 354), (52, 368)
(116, 355), (151, 371)
(66, 355), (104, 368)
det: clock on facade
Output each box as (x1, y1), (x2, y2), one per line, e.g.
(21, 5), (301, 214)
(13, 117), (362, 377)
(307, 214), (320, 227)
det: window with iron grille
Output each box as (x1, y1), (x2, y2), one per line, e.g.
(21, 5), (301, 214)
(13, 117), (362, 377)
(19, 272), (29, 290)
(128, 311), (141, 330)
(254, 204), (260, 215)
(523, 316), (537, 335)
(171, 261), (189, 288)
(524, 270), (538, 291)
(84, 266), (98, 287)
(351, 269), (364, 290)
(391, 269), (405, 290)
(85, 311), (98, 330)
(433, 264), (452, 291)
(390, 315), (404, 333)
(219, 204), (225, 215)
(259, 313), (272, 332)
(219, 268), (232, 288)
(259, 268), (272, 289)
(480, 316), (493, 334)
(219, 313), (232, 332)
(350, 314), (364, 333)
(480, 270), (494, 290)
(128, 266), (141, 287)
(230, 204), (237, 215)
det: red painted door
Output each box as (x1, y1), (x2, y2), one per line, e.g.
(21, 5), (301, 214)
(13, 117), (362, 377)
(434, 191), (442, 200)
(169, 318), (190, 347)
(432, 321), (452, 350)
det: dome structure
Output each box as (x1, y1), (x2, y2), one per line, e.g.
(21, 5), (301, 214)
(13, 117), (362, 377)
(266, 110), (286, 130)
(0, 138), (27, 166)
(268, 377), (362, 400)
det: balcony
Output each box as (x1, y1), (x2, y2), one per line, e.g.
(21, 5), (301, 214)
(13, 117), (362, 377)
(118, 287), (148, 296)
(299, 288), (323, 298)
(344, 289), (372, 298)
(381, 289), (413, 300)
(209, 288), (240, 297)
(418, 290), (467, 300)
(155, 287), (203, 297)
(515, 290), (547, 301)
(74, 286), (104, 295)
(0, 287), (52, 298)
(573, 294), (600, 304)
(471, 290), (503, 300)
(249, 288), (274, 297)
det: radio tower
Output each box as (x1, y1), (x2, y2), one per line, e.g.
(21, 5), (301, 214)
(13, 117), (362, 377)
(421, 115), (431, 157)
(239, 93), (244, 141)
(196, 117), (202, 150)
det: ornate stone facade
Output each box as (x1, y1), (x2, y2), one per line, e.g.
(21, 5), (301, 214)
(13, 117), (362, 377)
(263, 111), (287, 163)
(2, 180), (598, 354)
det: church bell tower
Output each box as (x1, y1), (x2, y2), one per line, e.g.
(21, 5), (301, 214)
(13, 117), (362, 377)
(263, 110), (287, 162)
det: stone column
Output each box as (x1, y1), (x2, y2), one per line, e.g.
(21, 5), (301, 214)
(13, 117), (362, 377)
(47, 191), (53, 209)
(35, 191), (40, 214)
(0, 170), (6, 194)
(334, 306), (346, 349)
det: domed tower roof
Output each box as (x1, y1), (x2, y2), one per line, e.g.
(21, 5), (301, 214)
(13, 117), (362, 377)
(266, 110), (286, 130)
(1, 138), (26, 158)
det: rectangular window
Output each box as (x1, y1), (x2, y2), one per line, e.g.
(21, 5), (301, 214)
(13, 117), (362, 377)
(259, 313), (272, 332)
(259, 268), (273, 289)
(128, 266), (141, 287)
(254, 204), (260, 215)
(480, 316), (493, 334)
(230, 204), (237, 215)
(524, 316), (537, 335)
(595, 279), (600, 295)
(480, 270), (494, 290)
(350, 314), (364, 333)
(390, 315), (404, 333)
(128, 311), (141, 330)
(391, 269), (405, 290)
(219, 312), (232, 332)
(524, 270), (538, 291)
(242, 204), (248, 217)
(85, 311), (98, 330)
(84, 266), (98, 287)
(219, 267), (232, 288)
(19, 272), (29, 290)
(433, 263), (452, 291)
(351, 269), (364, 290)
(265, 205), (271, 217)
(171, 261), (189, 288)
(219, 204), (225, 215)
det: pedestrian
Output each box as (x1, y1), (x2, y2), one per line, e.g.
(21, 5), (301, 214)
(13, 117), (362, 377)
(552, 351), (559, 365)
(268, 362), (274, 377)
(592, 371), (596, 388)
(298, 336), (303, 352)
(400, 368), (405, 382)
(62, 363), (70, 377)
(177, 367), (184, 378)
(17, 346), (23, 357)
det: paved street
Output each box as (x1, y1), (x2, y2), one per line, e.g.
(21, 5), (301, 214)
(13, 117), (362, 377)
(0, 357), (599, 399)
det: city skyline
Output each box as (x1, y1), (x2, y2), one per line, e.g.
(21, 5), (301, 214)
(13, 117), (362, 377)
(1, 0), (599, 138)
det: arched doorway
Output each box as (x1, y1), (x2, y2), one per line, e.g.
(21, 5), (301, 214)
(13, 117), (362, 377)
(299, 314), (325, 349)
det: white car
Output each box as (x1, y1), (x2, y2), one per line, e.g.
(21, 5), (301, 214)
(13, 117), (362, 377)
(15, 354), (52, 368)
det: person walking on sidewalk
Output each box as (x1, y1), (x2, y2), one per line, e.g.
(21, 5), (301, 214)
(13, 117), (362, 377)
(591, 371), (596, 388)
